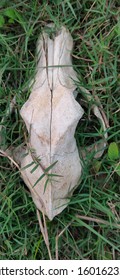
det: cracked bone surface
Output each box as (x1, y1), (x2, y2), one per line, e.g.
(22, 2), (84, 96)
(19, 26), (84, 220)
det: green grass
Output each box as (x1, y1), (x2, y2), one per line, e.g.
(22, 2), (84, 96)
(0, 0), (120, 260)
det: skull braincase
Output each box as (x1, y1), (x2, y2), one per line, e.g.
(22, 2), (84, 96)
(19, 26), (84, 220)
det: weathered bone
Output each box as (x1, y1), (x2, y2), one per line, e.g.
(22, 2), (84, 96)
(0, 26), (108, 221)
(19, 26), (84, 220)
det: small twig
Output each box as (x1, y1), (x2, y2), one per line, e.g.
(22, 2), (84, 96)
(55, 220), (74, 260)
(112, 248), (115, 260)
(3, 72), (11, 87)
(43, 212), (52, 259)
(113, 108), (120, 114)
(99, 107), (110, 129)
(75, 214), (120, 228)
(0, 149), (20, 169)
(103, 161), (120, 189)
(72, 54), (92, 62)
(81, 1), (96, 24)
(107, 200), (120, 222)
(0, 165), (12, 170)
(37, 209), (52, 260)
(92, 91), (110, 129)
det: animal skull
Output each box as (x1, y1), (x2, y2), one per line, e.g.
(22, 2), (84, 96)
(12, 26), (107, 220)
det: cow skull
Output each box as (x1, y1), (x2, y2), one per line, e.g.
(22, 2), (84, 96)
(11, 26), (107, 220)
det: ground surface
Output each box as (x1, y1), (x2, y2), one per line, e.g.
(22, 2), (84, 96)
(0, 0), (120, 259)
